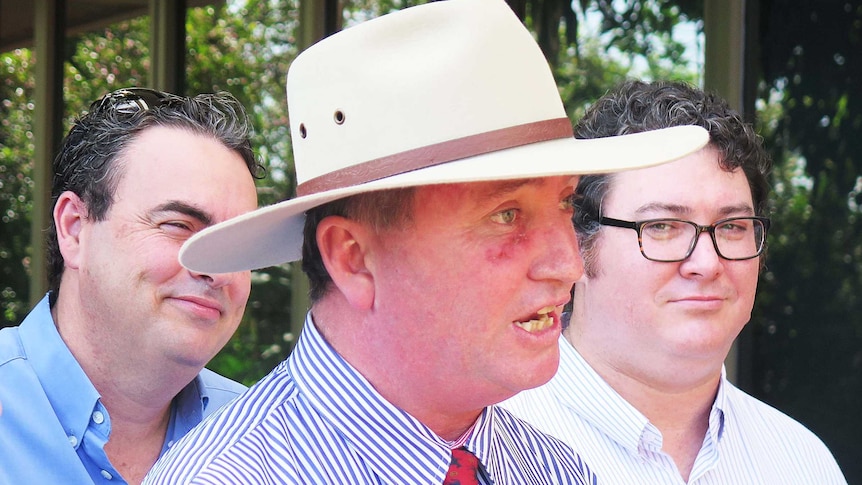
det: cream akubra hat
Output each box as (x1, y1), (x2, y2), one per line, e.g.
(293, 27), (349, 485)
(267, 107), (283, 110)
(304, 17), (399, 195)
(180, 0), (709, 274)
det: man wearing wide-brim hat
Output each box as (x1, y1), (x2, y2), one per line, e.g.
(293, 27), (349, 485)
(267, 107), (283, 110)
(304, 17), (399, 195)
(145, 0), (708, 483)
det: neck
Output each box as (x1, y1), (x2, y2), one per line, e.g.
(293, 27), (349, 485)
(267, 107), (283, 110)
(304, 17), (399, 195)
(52, 293), (195, 484)
(311, 302), (483, 442)
(102, 397), (173, 484)
(631, 380), (715, 481)
(563, 319), (719, 481)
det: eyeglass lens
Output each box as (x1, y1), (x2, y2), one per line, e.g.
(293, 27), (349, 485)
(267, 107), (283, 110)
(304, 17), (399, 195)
(640, 217), (766, 261)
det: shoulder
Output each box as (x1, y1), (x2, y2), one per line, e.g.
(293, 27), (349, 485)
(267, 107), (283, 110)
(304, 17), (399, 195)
(723, 384), (843, 465)
(0, 325), (24, 366)
(199, 367), (247, 394)
(0, 295), (54, 367)
(197, 367), (248, 415)
(493, 405), (571, 448)
(490, 406), (596, 482)
(146, 363), (302, 482)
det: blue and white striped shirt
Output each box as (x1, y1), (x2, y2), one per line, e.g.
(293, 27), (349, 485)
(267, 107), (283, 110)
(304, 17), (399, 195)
(145, 315), (597, 484)
(501, 337), (847, 484)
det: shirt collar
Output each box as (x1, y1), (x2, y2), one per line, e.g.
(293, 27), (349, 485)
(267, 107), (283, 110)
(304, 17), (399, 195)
(289, 314), (484, 485)
(166, 374), (208, 446)
(19, 294), (101, 447)
(709, 366), (729, 441)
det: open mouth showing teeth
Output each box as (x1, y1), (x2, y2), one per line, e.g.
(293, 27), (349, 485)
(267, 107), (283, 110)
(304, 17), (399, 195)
(514, 306), (555, 332)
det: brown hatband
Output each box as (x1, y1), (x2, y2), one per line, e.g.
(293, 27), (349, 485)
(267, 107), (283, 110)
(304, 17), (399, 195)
(296, 118), (574, 197)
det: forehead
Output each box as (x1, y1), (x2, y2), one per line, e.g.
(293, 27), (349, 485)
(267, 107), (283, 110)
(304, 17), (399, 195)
(605, 147), (753, 213)
(111, 126), (256, 215)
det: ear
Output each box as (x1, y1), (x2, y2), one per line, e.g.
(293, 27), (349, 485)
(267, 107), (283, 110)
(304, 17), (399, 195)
(53, 192), (88, 271)
(316, 216), (376, 310)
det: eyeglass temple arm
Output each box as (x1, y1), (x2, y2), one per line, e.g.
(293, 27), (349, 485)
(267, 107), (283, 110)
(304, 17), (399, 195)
(597, 216), (638, 230)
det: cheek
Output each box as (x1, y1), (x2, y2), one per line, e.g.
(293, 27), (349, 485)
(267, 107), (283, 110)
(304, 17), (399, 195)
(231, 274), (253, 302)
(483, 230), (528, 264)
(136, 243), (186, 282)
(733, 264), (761, 304)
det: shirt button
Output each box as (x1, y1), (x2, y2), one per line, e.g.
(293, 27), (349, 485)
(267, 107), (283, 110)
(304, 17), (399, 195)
(100, 470), (113, 480)
(68, 435), (78, 447)
(167, 440), (175, 448)
(92, 411), (105, 424)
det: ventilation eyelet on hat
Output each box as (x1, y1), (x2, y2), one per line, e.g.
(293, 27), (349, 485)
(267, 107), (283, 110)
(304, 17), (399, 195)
(299, 123), (307, 138)
(334, 110), (345, 125)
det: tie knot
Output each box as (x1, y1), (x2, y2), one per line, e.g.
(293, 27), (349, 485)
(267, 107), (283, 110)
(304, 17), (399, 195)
(443, 447), (480, 485)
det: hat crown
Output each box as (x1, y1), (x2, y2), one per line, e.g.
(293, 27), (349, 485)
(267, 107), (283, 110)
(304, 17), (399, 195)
(287, 0), (566, 189)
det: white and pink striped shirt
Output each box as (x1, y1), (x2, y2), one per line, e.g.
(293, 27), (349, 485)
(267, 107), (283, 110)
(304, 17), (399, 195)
(502, 337), (847, 485)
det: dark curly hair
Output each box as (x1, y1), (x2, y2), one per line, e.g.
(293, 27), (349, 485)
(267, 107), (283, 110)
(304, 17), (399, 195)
(47, 89), (265, 302)
(573, 80), (772, 277)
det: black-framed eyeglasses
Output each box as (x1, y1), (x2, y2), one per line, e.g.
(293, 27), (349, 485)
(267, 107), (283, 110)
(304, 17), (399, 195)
(90, 87), (179, 115)
(599, 216), (771, 262)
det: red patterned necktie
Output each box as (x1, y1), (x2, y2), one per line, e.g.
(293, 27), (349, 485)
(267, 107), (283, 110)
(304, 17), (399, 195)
(443, 447), (480, 485)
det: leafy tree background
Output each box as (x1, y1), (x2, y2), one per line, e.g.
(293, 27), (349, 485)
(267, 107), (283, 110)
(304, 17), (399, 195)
(746, 0), (862, 480)
(1, 0), (859, 480)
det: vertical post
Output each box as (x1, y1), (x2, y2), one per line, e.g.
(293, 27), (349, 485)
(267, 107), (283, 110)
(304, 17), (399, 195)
(150, 0), (187, 93)
(30, 0), (66, 307)
(704, 0), (747, 383)
(704, 0), (746, 111)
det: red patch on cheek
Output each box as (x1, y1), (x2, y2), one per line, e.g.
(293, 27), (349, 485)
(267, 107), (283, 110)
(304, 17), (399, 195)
(485, 231), (528, 262)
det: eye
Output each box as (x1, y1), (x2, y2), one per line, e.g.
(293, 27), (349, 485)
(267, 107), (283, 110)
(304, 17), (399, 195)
(160, 221), (194, 237)
(642, 220), (685, 240)
(163, 221), (191, 230)
(716, 219), (751, 239)
(490, 208), (518, 224)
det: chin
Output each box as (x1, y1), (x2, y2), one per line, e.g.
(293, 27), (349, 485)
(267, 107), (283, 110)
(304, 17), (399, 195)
(518, 357), (559, 391)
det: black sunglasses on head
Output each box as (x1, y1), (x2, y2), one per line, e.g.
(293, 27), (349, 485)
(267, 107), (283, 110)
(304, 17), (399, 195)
(91, 87), (180, 115)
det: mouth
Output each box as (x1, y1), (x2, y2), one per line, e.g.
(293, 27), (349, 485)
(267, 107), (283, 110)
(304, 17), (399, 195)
(672, 294), (724, 304)
(173, 295), (224, 320)
(513, 306), (555, 333)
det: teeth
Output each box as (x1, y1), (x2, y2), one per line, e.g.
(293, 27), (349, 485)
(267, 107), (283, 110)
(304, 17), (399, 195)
(514, 307), (555, 332)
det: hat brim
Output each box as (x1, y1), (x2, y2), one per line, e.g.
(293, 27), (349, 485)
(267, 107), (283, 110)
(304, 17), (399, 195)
(180, 125), (709, 273)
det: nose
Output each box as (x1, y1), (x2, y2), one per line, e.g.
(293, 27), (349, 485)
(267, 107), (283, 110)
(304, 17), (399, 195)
(190, 268), (241, 289)
(529, 217), (584, 287)
(680, 231), (722, 278)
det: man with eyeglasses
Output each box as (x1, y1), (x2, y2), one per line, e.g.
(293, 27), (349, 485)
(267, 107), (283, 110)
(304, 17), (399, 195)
(0, 88), (263, 484)
(503, 80), (847, 483)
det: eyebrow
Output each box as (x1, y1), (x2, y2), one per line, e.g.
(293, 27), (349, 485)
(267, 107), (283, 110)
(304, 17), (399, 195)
(634, 202), (755, 218)
(152, 200), (213, 225)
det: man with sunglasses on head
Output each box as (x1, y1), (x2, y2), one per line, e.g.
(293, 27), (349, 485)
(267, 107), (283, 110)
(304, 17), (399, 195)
(0, 88), (263, 484)
(502, 80), (847, 484)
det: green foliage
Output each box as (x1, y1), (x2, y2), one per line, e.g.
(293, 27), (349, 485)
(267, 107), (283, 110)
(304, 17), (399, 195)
(65, 17), (150, 109)
(523, 0), (700, 123)
(0, 49), (35, 323)
(747, 1), (862, 478)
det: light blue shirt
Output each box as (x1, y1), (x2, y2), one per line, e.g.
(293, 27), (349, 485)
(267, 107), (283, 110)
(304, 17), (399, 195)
(0, 295), (246, 485)
(144, 313), (597, 484)
(501, 337), (847, 484)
